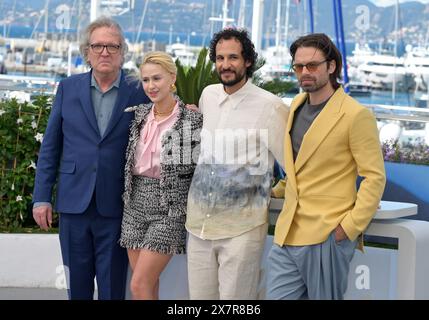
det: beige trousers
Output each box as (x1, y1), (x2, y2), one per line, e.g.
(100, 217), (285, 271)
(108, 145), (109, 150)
(187, 223), (268, 300)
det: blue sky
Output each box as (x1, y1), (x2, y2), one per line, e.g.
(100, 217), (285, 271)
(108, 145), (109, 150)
(369, 0), (429, 6)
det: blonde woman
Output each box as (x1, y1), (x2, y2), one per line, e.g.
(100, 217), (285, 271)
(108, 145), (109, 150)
(119, 51), (202, 300)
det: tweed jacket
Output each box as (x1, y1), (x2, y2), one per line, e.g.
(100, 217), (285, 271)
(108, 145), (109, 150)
(123, 98), (203, 217)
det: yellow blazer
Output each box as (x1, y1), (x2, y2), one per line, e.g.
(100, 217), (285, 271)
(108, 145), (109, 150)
(274, 87), (386, 247)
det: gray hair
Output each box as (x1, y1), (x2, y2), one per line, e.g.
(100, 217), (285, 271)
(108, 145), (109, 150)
(79, 16), (128, 67)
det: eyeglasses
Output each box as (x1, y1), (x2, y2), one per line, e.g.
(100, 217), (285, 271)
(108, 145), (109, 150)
(89, 44), (121, 54)
(292, 60), (328, 73)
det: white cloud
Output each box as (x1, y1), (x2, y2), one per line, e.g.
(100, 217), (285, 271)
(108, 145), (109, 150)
(370, 0), (429, 7)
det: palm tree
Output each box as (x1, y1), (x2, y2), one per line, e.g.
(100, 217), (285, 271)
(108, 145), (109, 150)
(175, 48), (295, 105)
(175, 48), (219, 105)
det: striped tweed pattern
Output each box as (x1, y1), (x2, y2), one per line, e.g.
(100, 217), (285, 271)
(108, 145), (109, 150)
(119, 175), (187, 254)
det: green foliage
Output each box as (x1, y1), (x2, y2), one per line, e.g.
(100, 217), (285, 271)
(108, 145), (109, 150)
(175, 47), (219, 105)
(0, 95), (56, 230)
(259, 78), (295, 96)
(251, 57), (266, 85)
(253, 57), (297, 96)
(254, 57), (266, 73)
(175, 50), (294, 103)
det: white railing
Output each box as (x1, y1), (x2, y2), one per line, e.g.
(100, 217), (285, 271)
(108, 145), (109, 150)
(365, 104), (429, 123)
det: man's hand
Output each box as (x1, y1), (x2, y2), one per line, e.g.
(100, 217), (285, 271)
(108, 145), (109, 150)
(185, 104), (200, 112)
(334, 224), (349, 242)
(33, 205), (52, 231)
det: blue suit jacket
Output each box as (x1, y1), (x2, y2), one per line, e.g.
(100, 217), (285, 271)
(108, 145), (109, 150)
(33, 71), (149, 217)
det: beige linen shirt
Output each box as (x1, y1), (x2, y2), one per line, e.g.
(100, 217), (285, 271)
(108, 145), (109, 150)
(185, 80), (289, 240)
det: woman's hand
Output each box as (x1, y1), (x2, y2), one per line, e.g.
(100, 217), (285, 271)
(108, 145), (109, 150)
(185, 104), (200, 112)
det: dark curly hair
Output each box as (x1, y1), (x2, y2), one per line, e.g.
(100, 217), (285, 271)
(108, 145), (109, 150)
(290, 33), (342, 90)
(209, 28), (258, 78)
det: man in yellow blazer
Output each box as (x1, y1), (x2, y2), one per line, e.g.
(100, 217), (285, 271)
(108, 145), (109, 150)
(266, 33), (386, 300)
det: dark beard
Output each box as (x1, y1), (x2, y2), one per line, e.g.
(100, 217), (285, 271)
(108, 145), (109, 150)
(301, 85), (319, 93)
(217, 70), (247, 87)
(300, 77), (329, 93)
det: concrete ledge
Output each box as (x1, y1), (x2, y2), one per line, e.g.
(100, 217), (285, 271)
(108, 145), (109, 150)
(0, 234), (62, 288)
(0, 233), (398, 299)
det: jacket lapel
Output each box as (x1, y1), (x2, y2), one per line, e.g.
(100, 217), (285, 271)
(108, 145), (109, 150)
(294, 88), (346, 173)
(102, 72), (132, 140)
(123, 102), (152, 204)
(284, 93), (307, 194)
(77, 72), (100, 137)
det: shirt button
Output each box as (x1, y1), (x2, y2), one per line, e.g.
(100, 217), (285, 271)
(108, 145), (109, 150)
(211, 171), (214, 175)
(209, 193), (212, 197)
(206, 214), (211, 218)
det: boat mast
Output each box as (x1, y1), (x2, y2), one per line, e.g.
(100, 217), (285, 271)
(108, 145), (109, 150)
(44, 0), (50, 40)
(209, 0), (234, 30)
(169, 25), (173, 46)
(132, 0), (150, 61)
(275, 0), (281, 49)
(238, 0), (246, 28)
(303, 0), (307, 34)
(77, 0), (83, 39)
(7, 0), (16, 38)
(392, 0), (399, 103)
(332, 0), (340, 48)
(284, 0), (290, 48)
(90, 0), (100, 22)
(252, 0), (264, 53)
(332, 0), (350, 93)
(210, 0), (215, 37)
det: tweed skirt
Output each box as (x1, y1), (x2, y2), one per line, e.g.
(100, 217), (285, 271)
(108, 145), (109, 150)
(119, 175), (186, 254)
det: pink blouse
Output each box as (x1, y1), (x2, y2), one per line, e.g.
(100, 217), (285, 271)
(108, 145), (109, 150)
(132, 102), (179, 179)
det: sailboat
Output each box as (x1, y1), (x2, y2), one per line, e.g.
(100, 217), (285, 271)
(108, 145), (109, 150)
(260, 0), (294, 82)
(166, 0), (232, 68)
(348, 1), (415, 95)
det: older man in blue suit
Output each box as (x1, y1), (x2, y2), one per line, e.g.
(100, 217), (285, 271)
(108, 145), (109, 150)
(32, 17), (149, 300)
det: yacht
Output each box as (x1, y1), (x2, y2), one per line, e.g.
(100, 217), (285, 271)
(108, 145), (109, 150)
(166, 42), (198, 67)
(347, 43), (376, 68)
(260, 46), (294, 82)
(356, 54), (414, 91)
(404, 45), (429, 92)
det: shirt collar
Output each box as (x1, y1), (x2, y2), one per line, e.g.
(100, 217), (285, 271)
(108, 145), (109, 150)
(218, 79), (251, 107)
(91, 70), (122, 92)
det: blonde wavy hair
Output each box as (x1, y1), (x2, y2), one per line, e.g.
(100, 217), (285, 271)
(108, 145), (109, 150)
(141, 51), (177, 75)
(141, 51), (177, 92)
